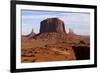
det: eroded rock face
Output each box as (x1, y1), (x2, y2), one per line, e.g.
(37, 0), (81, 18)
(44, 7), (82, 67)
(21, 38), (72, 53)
(40, 18), (66, 33)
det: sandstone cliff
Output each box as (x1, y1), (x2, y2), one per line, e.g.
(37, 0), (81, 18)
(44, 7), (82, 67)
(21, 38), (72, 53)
(40, 18), (66, 33)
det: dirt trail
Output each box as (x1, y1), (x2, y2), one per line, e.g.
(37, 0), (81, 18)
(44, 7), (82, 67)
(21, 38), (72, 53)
(50, 48), (70, 55)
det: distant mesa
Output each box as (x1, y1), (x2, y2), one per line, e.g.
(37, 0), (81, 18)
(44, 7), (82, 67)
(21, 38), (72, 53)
(40, 18), (66, 33)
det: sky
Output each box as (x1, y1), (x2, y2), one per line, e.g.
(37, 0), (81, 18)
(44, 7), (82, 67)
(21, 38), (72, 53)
(21, 10), (90, 35)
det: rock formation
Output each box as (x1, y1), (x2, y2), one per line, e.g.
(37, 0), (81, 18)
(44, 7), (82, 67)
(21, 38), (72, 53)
(34, 18), (67, 39)
(26, 29), (36, 39)
(40, 18), (66, 33)
(68, 28), (76, 35)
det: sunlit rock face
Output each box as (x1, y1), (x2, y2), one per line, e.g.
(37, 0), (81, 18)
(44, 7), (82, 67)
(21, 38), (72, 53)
(40, 18), (66, 33)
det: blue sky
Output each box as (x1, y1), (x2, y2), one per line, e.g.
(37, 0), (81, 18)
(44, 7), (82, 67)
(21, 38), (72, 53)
(21, 10), (90, 35)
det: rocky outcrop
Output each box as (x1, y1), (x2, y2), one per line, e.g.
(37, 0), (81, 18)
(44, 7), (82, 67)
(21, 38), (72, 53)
(72, 46), (90, 60)
(22, 29), (36, 39)
(40, 18), (66, 33)
(34, 32), (67, 40)
(68, 28), (76, 35)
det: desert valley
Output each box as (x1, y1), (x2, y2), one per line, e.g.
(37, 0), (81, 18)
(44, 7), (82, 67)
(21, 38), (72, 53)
(21, 18), (90, 63)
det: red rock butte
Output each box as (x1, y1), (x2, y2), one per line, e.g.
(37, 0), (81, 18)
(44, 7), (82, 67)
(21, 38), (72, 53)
(40, 18), (66, 33)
